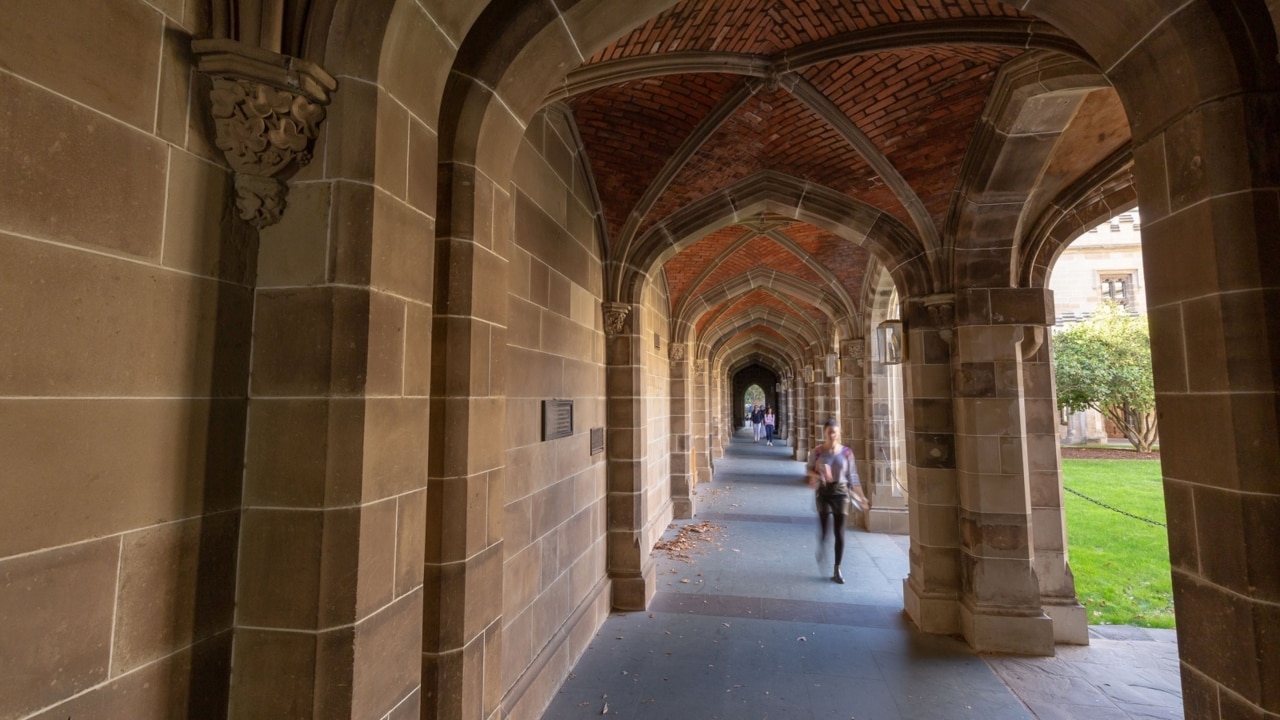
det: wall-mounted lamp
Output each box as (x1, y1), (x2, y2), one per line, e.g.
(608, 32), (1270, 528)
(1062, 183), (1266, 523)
(825, 353), (838, 378)
(876, 320), (904, 365)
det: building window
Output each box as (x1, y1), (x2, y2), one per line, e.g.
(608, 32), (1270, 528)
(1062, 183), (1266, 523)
(1100, 273), (1134, 309)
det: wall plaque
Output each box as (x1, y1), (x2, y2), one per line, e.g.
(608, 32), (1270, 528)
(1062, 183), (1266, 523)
(542, 400), (574, 441)
(590, 427), (605, 455)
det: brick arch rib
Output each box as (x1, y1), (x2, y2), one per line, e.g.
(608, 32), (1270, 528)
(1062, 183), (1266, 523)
(614, 170), (932, 303)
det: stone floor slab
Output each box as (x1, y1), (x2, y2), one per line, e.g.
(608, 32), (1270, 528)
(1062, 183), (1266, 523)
(539, 430), (1185, 720)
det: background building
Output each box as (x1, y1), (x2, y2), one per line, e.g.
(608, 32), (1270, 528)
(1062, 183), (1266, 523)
(1050, 212), (1149, 445)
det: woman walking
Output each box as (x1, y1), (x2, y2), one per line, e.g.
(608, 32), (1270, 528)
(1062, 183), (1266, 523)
(763, 407), (776, 445)
(807, 417), (869, 583)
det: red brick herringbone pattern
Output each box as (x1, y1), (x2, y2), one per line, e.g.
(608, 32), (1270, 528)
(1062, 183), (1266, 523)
(711, 288), (826, 333)
(639, 87), (912, 239)
(664, 225), (747, 310)
(696, 235), (826, 294)
(586, 0), (1028, 63)
(719, 325), (798, 357)
(572, 73), (744, 244)
(803, 47), (1022, 232)
(751, 325), (795, 350)
(785, 223), (871, 302)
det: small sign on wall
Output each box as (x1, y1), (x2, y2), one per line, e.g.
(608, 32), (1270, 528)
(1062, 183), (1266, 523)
(542, 400), (573, 441)
(590, 427), (605, 455)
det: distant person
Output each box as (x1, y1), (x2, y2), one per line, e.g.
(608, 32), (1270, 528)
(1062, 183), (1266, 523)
(744, 403), (753, 431)
(763, 407), (776, 446)
(807, 417), (868, 584)
(752, 404), (765, 442)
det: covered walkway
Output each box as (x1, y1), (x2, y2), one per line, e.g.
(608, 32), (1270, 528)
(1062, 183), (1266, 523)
(543, 430), (1181, 720)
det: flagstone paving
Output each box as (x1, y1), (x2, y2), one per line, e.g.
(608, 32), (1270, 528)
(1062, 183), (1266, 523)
(541, 430), (1182, 719)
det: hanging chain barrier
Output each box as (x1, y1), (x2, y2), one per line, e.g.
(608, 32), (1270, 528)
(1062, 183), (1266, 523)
(872, 446), (1164, 528)
(1062, 485), (1166, 528)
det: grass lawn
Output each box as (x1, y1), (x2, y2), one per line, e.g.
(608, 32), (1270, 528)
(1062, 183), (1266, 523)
(1061, 459), (1175, 628)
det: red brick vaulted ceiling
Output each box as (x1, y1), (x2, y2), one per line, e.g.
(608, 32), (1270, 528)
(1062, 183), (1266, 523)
(663, 225), (749, 310)
(572, 73), (743, 244)
(562, 0), (1125, 365)
(640, 87), (913, 239)
(705, 288), (826, 337)
(587, 0), (1028, 62)
(784, 223), (872, 299)
(802, 46), (1023, 233)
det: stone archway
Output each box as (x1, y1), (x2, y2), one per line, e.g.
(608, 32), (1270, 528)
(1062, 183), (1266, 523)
(217, 0), (1280, 716)
(733, 367), (779, 429)
(422, 2), (1279, 713)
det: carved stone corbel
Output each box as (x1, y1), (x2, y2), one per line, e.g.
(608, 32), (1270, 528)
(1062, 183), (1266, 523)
(841, 340), (864, 364)
(669, 343), (686, 362)
(602, 302), (630, 337)
(192, 39), (337, 228)
(923, 293), (956, 349)
(694, 359), (707, 374)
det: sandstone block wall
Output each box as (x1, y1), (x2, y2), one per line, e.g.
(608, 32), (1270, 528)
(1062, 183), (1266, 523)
(0, 1), (244, 717)
(501, 105), (612, 719)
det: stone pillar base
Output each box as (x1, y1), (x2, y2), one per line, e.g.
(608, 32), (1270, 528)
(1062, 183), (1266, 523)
(1043, 599), (1090, 645)
(903, 578), (961, 634)
(611, 563), (657, 611)
(673, 495), (695, 519)
(959, 603), (1055, 655)
(867, 507), (908, 534)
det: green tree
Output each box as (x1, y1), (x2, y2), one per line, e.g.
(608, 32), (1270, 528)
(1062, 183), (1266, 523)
(1054, 301), (1158, 452)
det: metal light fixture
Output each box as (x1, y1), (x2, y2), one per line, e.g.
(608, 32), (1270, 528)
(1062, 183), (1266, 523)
(876, 319), (904, 365)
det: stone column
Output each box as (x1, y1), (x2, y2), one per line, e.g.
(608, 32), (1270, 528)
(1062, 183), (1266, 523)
(1133, 96), (1280, 714)
(794, 369), (810, 461)
(952, 289), (1054, 655)
(864, 336), (910, 535)
(901, 295), (963, 637)
(669, 344), (694, 519)
(842, 340), (881, 531)
(808, 362), (824, 442)
(201, 41), (431, 719)
(778, 371), (788, 445)
(422, 164), (512, 719)
(710, 364), (724, 461)
(603, 302), (656, 610)
(693, 358), (712, 481)
(1025, 307), (1087, 644)
(777, 378), (789, 441)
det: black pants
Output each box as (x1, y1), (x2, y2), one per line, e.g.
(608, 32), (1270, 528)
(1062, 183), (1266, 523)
(816, 495), (848, 566)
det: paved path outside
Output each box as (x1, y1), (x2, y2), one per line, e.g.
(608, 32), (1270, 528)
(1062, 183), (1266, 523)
(541, 430), (1183, 720)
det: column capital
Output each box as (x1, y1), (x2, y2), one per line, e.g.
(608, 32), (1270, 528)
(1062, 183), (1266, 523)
(192, 39), (337, 228)
(602, 302), (631, 337)
(669, 342), (686, 362)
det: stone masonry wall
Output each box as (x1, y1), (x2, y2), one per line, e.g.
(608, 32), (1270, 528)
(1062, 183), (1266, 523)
(0, 1), (245, 717)
(642, 275), (675, 552)
(502, 106), (611, 708)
